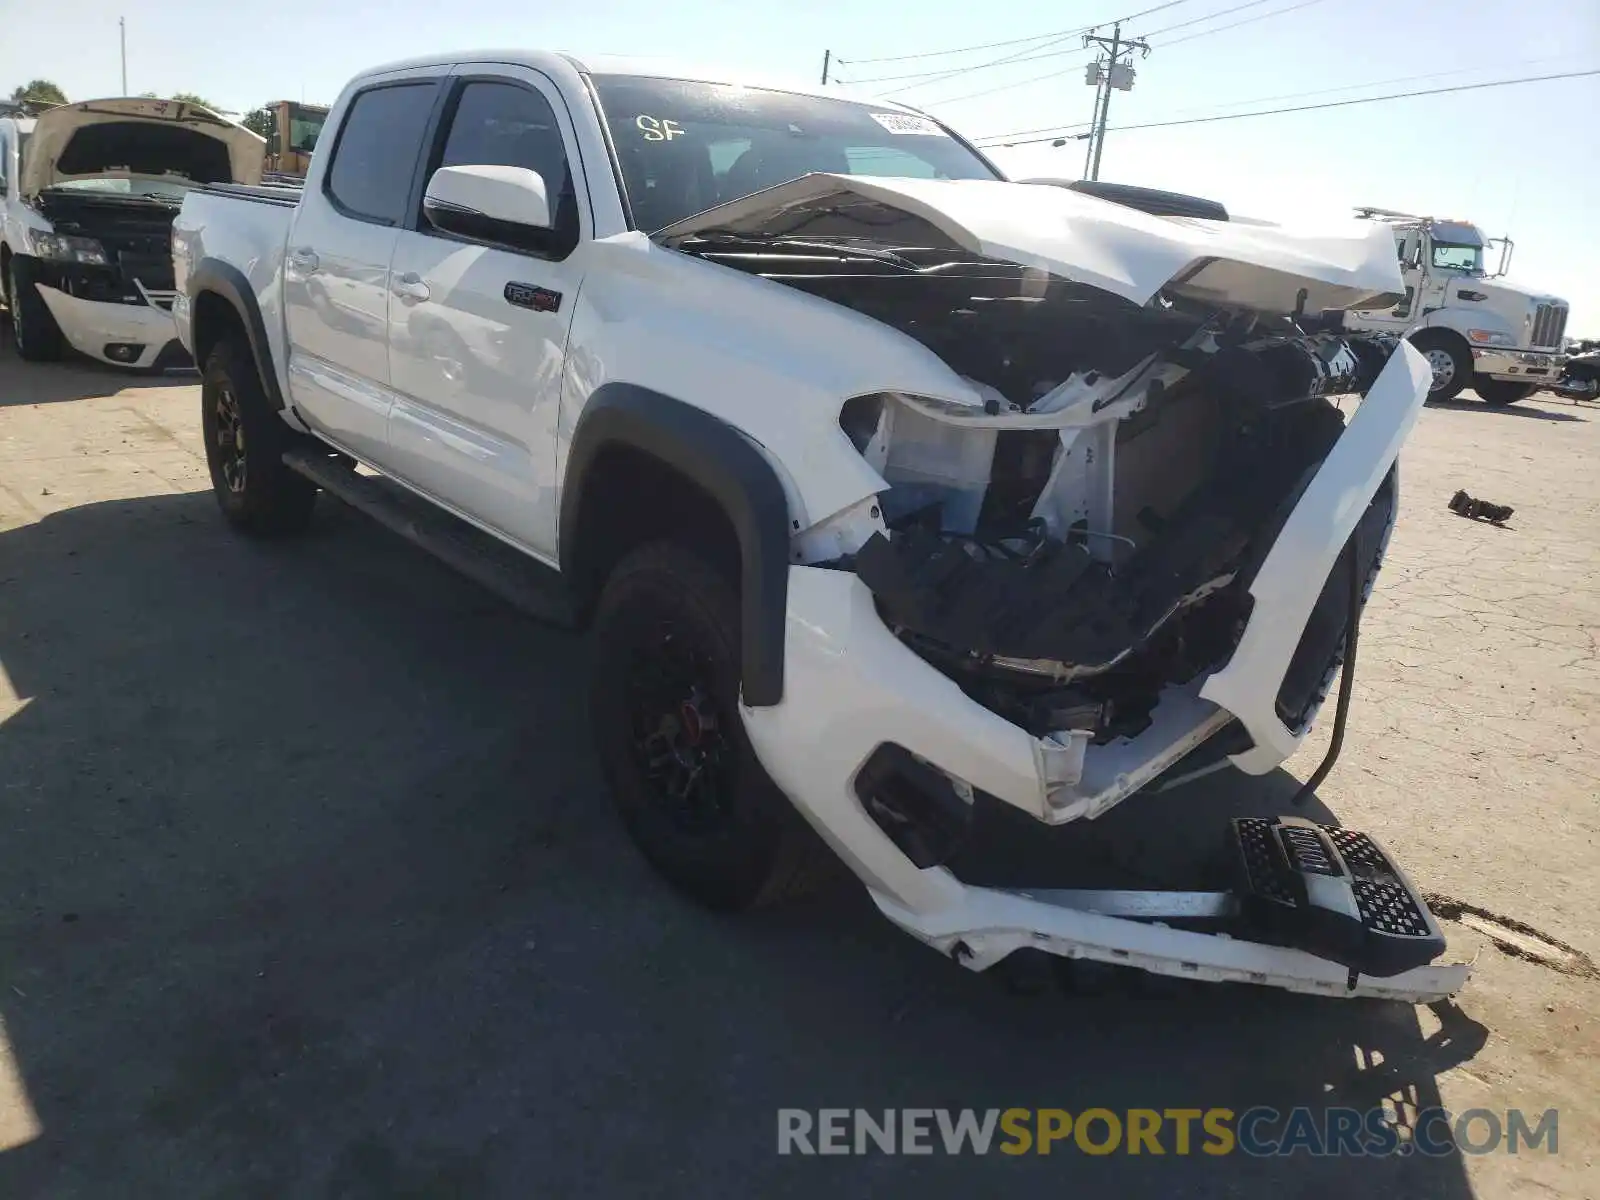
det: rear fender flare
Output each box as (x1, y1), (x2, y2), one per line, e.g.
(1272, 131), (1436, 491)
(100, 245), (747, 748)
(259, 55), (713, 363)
(189, 258), (284, 411)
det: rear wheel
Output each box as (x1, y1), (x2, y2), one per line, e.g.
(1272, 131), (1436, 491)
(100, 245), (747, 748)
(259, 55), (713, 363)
(1475, 378), (1536, 406)
(8, 256), (64, 362)
(590, 541), (828, 911)
(1409, 331), (1470, 402)
(200, 340), (317, 535)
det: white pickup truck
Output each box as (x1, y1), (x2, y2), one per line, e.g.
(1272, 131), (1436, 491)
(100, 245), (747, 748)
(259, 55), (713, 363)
(172, 51), (1469, 1002)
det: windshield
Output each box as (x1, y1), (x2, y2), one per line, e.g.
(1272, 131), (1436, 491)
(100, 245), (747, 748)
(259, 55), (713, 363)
(286, 105), (325, 154)
(1431, 241), (1484, 273)
(590, 74), (1000, 232)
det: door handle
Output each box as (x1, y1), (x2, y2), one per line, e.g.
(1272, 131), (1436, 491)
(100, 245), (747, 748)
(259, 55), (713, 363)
(393, 272), (431, 304)
(286, 247), (319, 273)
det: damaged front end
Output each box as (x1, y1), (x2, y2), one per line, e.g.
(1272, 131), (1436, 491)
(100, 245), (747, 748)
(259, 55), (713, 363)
(843, 319), (1398, 745)
(671, 203), (1413, 822)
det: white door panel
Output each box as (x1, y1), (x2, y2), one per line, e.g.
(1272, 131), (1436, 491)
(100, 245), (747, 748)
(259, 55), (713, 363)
(283, 212), (400, 456)
(283, 72), (441, 462)
(386, 237), (577, 553)
(384, 68), (585, 560)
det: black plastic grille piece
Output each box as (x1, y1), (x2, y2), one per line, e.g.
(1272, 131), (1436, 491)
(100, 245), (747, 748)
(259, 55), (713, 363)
(1230, 817), (1444, 976)
(1234, 816), (1295, 905)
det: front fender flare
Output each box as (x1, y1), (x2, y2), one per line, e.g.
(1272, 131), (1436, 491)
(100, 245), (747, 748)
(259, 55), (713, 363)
(561, 384), (792, 706)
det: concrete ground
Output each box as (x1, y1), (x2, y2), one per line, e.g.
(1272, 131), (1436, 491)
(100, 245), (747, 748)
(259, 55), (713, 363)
(0, 343), (1595, 1198)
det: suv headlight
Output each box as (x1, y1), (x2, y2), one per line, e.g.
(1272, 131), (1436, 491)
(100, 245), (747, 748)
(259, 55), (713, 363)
(24, 229), (109, 265)
(1467, 329), (1515, 347)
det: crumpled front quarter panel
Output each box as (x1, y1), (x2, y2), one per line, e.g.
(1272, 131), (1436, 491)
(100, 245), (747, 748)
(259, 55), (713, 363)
(558, 233), (985, 530)
(1201, 341), (1432, 773)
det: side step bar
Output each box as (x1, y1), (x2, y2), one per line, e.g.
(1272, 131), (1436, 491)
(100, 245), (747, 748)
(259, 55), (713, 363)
(282, 447), (576, 627)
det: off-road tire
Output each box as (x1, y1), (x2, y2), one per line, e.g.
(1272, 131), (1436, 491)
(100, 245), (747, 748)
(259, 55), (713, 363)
(8, 255), (65, 362)
(200, 340), (317, 535)
(591, 541), (831, 911)
(1409, 330), (1471, 403)
(1474, 378), (1536, 407)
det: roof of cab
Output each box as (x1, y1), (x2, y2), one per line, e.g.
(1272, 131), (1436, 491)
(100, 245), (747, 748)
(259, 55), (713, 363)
(347, 49), (923, 112)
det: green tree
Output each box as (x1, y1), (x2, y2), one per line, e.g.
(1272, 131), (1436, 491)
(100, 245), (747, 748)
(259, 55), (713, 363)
(241, 104), (276, 142)
(9, 79), (67, 107)
(170, 92), (216, 110)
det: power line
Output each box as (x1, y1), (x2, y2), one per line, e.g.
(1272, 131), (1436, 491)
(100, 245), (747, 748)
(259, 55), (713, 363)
(1149, 0), (1330, 48)
(1134, 0), (1286, 38)
(877, 31), (1090, 94)
(915, 52), (1096, 106)
(843, 0), (1200, 93)
(1126, 54), (1584, 119)
(974, 68), (1600, 146)
(861, 0), (1331, 107)
(922, 0), (1335, 121)
(840, 28), (1093, 66)
(967, 56), (1566, 141)
(838, 44), (1083, 86)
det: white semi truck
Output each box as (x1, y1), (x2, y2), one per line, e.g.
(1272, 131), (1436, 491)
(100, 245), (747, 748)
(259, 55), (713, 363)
(1341, 207), (1570, 405)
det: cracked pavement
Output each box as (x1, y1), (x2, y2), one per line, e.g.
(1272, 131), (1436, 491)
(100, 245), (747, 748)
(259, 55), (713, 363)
(0, 347), (1596, 1197)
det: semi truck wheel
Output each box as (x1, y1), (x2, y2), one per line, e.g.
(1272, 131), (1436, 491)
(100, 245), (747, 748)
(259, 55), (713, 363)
(8, 256), (65, 362)
(1474, 379), (1536, 406)
(1409, 331), (1470, 402)
(590, 541), (828, 911)
(200, 340), (318, 535)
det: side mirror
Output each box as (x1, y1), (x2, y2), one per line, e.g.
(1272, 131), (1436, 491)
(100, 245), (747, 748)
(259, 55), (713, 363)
(1487, 235), (1514, 277)
(423, 164), (551, 249)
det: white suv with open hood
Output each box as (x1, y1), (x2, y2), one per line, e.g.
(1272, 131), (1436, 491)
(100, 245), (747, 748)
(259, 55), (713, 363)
(0, 97), (263, 368)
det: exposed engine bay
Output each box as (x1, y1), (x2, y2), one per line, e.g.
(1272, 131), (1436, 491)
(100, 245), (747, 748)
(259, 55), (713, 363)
(33, 190), (183, 309)
(674, 230), (1400, 745)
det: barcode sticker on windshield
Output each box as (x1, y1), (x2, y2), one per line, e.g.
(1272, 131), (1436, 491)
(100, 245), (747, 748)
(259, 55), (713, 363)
(869, 112), (946, 136)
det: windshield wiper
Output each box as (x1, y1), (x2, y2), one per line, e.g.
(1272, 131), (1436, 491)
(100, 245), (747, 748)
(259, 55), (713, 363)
(673, 231), (959, 274)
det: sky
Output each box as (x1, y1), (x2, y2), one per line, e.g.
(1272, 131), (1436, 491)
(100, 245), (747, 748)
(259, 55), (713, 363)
(3, 0), (1597, 329)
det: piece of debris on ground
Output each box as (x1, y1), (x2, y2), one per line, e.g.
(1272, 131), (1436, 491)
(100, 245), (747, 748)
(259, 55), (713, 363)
(1449, 489), (1515, 524)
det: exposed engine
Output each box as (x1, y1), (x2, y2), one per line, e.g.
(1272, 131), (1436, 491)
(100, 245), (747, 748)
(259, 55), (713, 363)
(676, 233), (1399, 743)
(32, 190), (181, 309)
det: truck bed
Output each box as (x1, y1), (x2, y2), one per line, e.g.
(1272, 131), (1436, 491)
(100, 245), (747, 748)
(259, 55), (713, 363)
(172, 183), (298, 382)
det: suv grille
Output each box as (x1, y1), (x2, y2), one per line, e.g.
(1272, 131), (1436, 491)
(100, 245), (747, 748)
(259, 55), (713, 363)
(1531, 303), (1568, 350)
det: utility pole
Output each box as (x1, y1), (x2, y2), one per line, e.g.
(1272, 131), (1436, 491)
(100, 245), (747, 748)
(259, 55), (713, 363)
(119, 17), (128, 94)
(1080, 22), (1149, 180)
(820, 50), (831, 86)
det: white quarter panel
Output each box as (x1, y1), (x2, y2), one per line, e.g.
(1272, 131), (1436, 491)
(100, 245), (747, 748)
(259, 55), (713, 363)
(1201, 342), (1431, 773)
(558, 234), (982, 533)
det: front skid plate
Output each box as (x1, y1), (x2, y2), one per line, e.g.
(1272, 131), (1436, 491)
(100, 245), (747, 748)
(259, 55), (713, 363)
(873, 890), (1473, 1003)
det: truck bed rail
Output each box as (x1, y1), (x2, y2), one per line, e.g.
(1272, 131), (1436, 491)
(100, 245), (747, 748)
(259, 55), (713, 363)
(200, 182), (303, 207)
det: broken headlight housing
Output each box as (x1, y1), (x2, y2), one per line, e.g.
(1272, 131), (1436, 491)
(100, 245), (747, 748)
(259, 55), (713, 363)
(24, 229), (108, 265)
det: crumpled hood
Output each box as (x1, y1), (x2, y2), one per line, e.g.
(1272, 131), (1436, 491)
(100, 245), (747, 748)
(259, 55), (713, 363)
(659, 174), (1407, 315)
(22, 98), (263, 195)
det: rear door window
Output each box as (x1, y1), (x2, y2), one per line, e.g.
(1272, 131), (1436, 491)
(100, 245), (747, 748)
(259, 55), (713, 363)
(324, 83), (438, 225)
